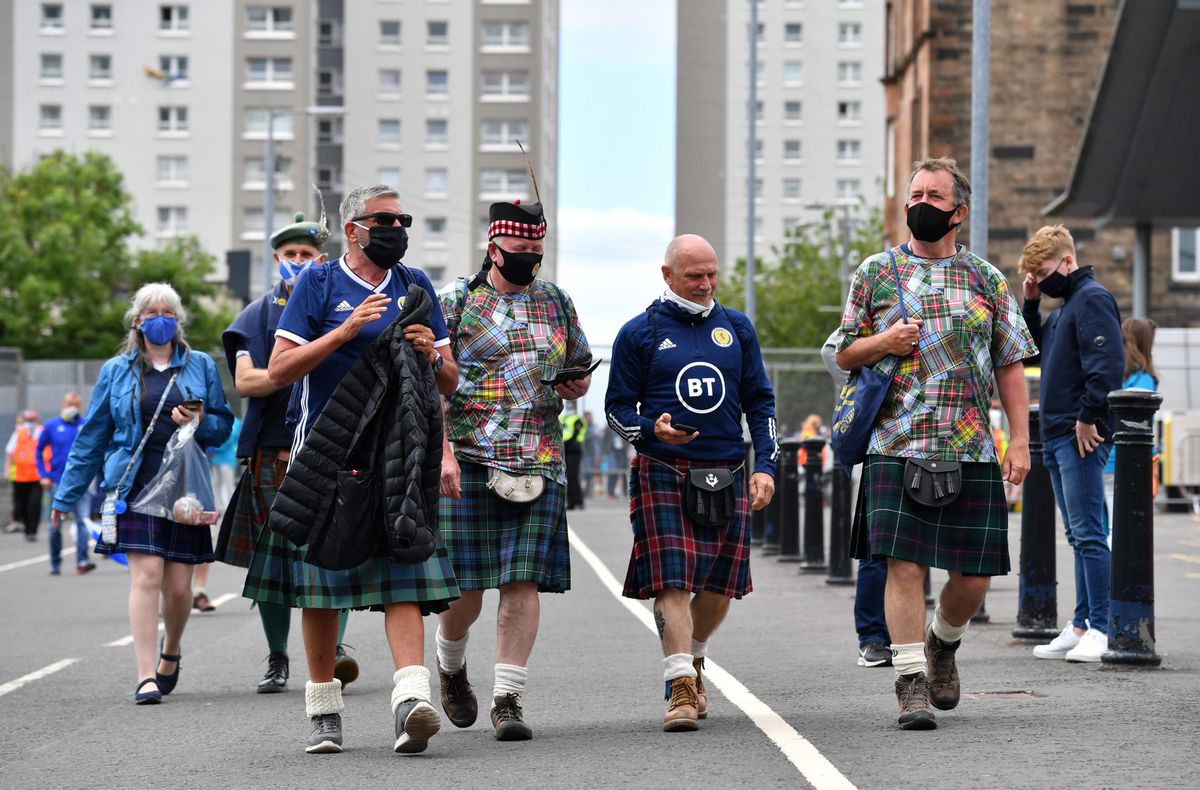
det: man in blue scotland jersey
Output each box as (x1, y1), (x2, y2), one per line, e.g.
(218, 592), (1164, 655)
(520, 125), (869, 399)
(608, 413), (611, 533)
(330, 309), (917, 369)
(605, 233), (778, 733)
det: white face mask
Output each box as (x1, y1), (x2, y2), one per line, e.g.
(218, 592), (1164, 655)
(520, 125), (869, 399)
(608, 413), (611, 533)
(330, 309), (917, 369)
(662, 288), (713, 317)
(62, 407), (80, 421)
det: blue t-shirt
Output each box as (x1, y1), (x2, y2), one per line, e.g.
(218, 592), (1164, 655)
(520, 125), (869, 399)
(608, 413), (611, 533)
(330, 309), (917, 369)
(1104, 369), (1157, 474)
(274, 258), (449, 443)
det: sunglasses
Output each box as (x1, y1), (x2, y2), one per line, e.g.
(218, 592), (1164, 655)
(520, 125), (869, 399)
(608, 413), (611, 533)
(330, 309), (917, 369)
(351, 211), (412, 228)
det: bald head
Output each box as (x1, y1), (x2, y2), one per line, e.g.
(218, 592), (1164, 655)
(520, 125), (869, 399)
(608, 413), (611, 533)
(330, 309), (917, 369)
(662, 234), (719, 306)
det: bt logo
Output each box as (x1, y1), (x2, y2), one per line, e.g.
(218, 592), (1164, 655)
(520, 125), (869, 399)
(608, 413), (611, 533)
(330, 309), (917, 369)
(675, 362), (726, 415)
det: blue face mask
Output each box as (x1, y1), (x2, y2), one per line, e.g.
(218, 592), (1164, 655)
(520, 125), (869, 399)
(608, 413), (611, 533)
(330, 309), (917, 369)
(278, 260), (310, 287)
(138, 315), (178, 346)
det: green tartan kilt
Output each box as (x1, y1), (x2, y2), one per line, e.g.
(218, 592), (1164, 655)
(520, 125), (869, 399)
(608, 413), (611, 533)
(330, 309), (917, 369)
(215, 464), (268, 569)
(241, 507), (461, 614)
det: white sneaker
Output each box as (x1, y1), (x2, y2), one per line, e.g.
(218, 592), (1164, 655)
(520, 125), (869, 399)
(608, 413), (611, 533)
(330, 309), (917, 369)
(1064, 628), (1109, 663)
(1032, 623), (1082, 659)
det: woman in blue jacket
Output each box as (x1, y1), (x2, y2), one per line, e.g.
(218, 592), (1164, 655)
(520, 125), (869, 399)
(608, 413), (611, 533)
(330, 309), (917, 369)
(1104, 318), (1158, 540)
(51, 283), (234, 704)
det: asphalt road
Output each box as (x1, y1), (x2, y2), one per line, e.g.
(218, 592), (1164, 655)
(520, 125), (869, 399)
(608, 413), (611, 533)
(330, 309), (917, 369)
(1, 499), (1198, 789)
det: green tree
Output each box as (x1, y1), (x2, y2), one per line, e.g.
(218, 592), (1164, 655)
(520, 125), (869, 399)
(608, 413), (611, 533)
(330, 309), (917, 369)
(0, 150), (236, 359)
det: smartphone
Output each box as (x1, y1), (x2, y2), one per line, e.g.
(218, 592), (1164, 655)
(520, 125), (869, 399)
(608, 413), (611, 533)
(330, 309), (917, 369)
(672, 423), (699, 434)
(180, 399), (203, 411)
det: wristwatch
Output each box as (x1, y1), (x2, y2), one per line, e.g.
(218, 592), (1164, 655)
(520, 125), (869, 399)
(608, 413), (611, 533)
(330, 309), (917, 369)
(432, 353), (444, 373)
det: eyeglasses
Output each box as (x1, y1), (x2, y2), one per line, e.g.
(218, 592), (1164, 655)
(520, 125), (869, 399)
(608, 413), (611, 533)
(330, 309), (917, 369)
(140, 309), (176, 320)
(351, 211), (412, 228)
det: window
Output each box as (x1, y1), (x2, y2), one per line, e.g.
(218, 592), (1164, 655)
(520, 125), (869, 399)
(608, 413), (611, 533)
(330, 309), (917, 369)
(785, 23), (802, 43)
(159, 5), (189, 32)
(480, 169), (526, 195)
(379, 68), (401, 94)
(753, 139), (763, 160)
(90, 4), (113, 30)
(159, 55), (189, 81)
(242, 156), (292, 187)
(755, 22), (764, 43)
(755, 61), (765, 84)
(379, 20), (401, 46)
(41, 4), (63, 31)
(480, 119), (528, 147)
(156, 206), (187, 236)
(246, 57), (293, 86)
(784, 100), (802, 121)
(1172, 228), (1200, 281)
(318, 20), (342, 46)
(784, 61), (803, 84)
(481, 70), (529, 99)
(783, 178), (801, 199)
(317, 116), (343, 144)
(378, 119), (401, 146)
(317, 68), (343, 98)
(838, 61), (862, 84)
(426, 70), (448, 97)
(837, 139), (862, 162)
(783, 139), (801, 161)
(753, 178), (763, 200)
(838, 100), (862, 122)
(246, 5), (293, 33)
(426, 20), (448, 46)
(315, 167), (341, 191)
(425, 118), (448, 146)
(754, 101), (764, 122)
(157, 105), (188, 133)
(377, 167), (400, 187)
(425, 216), (447, 236)
(425, 167), (448, 196)
(243, 108), (292, 138)
(40, 53), (64, 80)
(87, 104), (111, 131)
(839, 0), (864, 7)
(783, 217), (799, 235)
(157, 155), (188, 185)
(837, 178), (862, 201)
(838, 22), (862, 45)
(89, 53), (112, 80)
(242, 208), (292, 237)
(482, 21), (530, 48)
(39, 104), (63, 130)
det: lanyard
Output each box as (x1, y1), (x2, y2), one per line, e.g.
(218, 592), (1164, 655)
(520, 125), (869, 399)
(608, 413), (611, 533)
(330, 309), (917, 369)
(112, 371), (178, 496)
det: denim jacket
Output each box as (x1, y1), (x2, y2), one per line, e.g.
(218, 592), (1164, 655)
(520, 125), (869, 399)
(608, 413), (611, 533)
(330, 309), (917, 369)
(52, 345), (234, 510)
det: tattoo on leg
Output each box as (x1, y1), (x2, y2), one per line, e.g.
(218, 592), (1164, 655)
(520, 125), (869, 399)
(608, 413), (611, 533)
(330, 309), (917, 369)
(654, 609), (666, 642)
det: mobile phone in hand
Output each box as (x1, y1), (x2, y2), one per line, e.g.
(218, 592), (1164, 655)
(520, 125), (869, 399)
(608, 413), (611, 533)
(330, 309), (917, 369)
(672, 422), (699, 434)
(180, 399), (203, 411)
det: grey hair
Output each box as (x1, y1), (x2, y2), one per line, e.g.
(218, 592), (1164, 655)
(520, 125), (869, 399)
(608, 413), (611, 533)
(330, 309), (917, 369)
(121, 282), (188, 355)
(340, 184), (400, 226)
(907, 157), (972, 207)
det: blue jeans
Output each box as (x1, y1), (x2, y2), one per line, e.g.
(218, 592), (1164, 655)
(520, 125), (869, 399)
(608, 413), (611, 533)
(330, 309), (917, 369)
(855, 558), (890, 647)
(47, 483), (90, 570)
(1043, 433), (1111, 634)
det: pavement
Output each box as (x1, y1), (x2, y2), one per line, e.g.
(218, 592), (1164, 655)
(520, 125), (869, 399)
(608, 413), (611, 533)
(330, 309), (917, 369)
(1, 499), (1197, 789)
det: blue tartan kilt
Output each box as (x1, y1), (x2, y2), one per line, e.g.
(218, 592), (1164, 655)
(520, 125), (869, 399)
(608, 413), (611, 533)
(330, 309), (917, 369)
(94, 510), (214, 565)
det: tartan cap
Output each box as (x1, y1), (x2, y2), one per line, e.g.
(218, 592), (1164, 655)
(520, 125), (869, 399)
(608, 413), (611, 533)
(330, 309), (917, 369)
(488, 200), (547, 241)
(269, 212), (331, 251)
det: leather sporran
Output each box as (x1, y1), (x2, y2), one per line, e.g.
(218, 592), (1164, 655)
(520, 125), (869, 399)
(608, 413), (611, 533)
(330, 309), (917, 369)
(486, 468), (545, 504)
(683, 467), (738, 529)
(902, 459), (962, 508)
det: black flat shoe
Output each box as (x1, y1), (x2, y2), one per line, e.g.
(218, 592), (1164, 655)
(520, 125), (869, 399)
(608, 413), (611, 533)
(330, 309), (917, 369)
(156, 638), (182, 696)
(135, 678), (162, 705)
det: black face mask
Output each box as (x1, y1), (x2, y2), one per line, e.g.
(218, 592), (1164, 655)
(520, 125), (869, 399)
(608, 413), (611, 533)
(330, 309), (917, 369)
(495, 245), (542, 286)
(356, 225), (408, 269)
(906, 202), (961, 243)
(1038, 270), (1068, 299)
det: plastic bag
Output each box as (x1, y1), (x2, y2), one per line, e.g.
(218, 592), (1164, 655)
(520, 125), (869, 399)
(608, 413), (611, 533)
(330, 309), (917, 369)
(130, 417), (218, 526)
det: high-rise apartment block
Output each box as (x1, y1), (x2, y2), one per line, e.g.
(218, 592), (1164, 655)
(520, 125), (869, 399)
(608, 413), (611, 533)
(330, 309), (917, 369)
(0, 0), (558, 293)
(677, 0), (885, 270)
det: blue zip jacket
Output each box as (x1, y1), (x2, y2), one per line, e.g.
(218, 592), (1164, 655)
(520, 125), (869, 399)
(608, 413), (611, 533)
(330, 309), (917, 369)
(1022, 266), (1124, 442)
(51, 345), (234, 511)
(35, 414), (86, 483)
(605, 298), (779, 476)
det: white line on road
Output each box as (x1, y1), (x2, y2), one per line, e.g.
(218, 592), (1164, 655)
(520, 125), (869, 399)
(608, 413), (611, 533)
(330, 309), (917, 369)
(209, 593), (239, 609)
(568, 527), (856, 790)
(0, 542), (86, 574)
(106, 623), (164, 648)
(0, 659), (78, 698)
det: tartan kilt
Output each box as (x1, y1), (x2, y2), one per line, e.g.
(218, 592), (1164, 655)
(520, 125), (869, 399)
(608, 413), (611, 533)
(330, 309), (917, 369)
(850, 454), (1010, 575)
(215, 464), (266, 569)
(241, 514), (460, 615)
(439, 460), (570, 593)
(95, 510), (214, 565)
(623, 454), (752, 600)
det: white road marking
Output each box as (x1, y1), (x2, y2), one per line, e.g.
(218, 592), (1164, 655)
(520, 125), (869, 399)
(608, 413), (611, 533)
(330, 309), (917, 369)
(568, 527), (856, 790)
(0, 659), (78, 698)
(106, 623), (164, 648)
(0, 539), (88, 573)
(209, 593), (238, 609)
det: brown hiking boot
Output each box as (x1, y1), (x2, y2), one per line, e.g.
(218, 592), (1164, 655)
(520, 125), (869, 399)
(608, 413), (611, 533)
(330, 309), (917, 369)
(895, 672), (937, 730)
(693, 658), (708, 719)
(438, 663), (478, 728)
(925, 626), (961, 711)
(490, 693), (532, 741)
(663, 676), (700, 732)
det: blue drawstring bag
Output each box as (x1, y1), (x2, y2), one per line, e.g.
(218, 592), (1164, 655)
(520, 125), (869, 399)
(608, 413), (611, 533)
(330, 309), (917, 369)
(830, 250), (908, 471)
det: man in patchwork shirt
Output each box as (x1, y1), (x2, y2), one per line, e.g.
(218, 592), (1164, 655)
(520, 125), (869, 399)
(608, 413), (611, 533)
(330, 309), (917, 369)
(836, 157), (1036, 731)
(435, 198), (592, 742)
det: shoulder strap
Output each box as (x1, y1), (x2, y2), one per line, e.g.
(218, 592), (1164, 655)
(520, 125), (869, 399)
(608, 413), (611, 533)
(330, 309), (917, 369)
(113, 371), (177, 495)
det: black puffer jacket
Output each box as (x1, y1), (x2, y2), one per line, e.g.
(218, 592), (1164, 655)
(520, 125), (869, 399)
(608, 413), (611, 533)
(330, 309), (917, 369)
(269, 286), (442, 569)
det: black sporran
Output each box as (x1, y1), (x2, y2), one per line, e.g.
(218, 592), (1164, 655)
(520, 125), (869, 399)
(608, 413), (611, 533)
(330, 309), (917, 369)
(902, 459), (962, 508)
(683, 467), (738, 528)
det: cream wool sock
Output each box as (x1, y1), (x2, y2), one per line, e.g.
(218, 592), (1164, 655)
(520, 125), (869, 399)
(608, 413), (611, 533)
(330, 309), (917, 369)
(390, 666), (432, 712)
(493, 663), (528, 699)
(305, 679), (344, 717)
(891, 643), (927, 678)
(663, 653), (697, 683)
(436, 627), (468, 673)
(931, 604), (968, 644)
(690, 638), (709, 660)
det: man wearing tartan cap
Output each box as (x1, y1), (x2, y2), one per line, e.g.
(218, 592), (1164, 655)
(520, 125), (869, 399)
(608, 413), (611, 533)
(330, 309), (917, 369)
(435, 196), (594, 742)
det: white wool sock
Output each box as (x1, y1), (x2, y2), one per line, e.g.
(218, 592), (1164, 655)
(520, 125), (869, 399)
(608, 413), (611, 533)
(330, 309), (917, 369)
(436, 627), (468, 673)
(390, 665), (432, 712)
(932, 604), (968, 645)
(892, 642), (927, 678)
(305, 679), (344, 717)
(493, 663), (528, 700)
(663, 653), (697, 683)
(690, 638), (709, 660)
